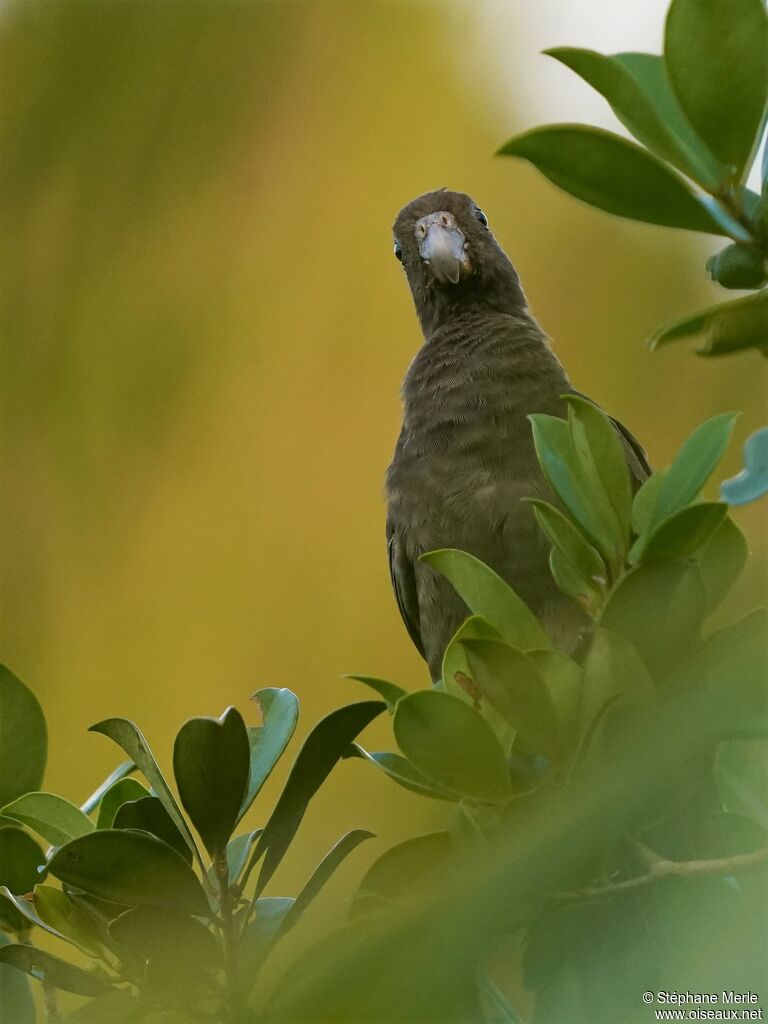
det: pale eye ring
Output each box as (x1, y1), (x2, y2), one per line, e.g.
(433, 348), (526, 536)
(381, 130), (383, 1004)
(394, 240), (404, 262)
(475, 208), (488, 228)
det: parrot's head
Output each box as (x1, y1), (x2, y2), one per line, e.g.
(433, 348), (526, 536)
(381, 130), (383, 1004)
(392, 189), (526, 335)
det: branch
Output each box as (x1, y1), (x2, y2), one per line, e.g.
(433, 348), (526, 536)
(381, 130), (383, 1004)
(559, 845), (768, 901)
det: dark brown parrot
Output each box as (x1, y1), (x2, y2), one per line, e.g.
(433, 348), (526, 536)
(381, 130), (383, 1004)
(386, 189), (650, 681)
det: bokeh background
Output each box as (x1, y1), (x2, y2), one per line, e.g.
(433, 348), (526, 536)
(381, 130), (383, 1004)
(1, 0), (766, 922)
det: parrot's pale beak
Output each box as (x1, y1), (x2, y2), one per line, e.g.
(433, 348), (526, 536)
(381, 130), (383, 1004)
(416, 211), (471, 284)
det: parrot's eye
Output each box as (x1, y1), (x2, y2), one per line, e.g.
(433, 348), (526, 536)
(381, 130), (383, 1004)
(393, 240), (403, 262)
(475, 208), (489, 228)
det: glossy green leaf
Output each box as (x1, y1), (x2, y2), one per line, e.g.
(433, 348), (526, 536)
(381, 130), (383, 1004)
(461, 639), (561, 761)
(346, 746), (461, 802)
(353, 831), (453, 915)
(498, 125), (723, 233)
(173, 706), (250, 858)
(647, 413), (738, 529)
(665, 0), (768, 177)
(1, 793), (94, 847)
(49, 830), (209, 915)
(0, 829), (45, 935)
(421, 549), (551, 650)
(343, 677), (405, 713)
(691, 516), (749, 614)
(599, 561), (706, 676)
(247, 701), (385, 898)
(630, 469), (668, 537)
(0, 943), (112, 997)
(89, 718), (201, 868)
(240, 687), (299, 819)
(33, 886), (103, 957)
(649, 290), (768, 355)
(633, 502), (728, 563)
(0, 666), (47, 815)
(716, 740), (768, 830)
(721, 426), (768, 505)
(527, 500), (606, 586)
(79, 762), (136, 817)
(95, 779), (148, 830)
(108, 906), (221, 972)
(112, 795), (192, 864)
(393, 691), (512, 803)
(0, 932), (34, 1024)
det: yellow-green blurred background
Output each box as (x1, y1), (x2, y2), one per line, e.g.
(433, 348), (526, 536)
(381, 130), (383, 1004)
(1, 0), (765, 913)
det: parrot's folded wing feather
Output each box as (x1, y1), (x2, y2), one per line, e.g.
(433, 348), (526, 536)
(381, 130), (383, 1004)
(386, 521), (426, 660)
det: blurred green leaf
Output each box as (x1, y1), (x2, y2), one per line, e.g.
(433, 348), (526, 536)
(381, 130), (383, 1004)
(461, 639), (561, 762)
(108, 906), (221, 974)
(33, 886), (103, 957)
(112, 795), (192, 865)
(599, 561), (706, 676)
(0, 828), (45, 934)
(241, 897), (295, 973)
(649, 289), (768, 355)
(721, 426), (768, 505)
(61, 990), (148, 1023)
(346, 747), (461, 802)
(0, 943), (112, 997)
(646, 413), (739, 530)
(393, 691), (512, 803)
(632, 501), (728, 563)
(95, 779), (148, 830)
(577, 629), (656, 749)
(498, 125), (723, 232)
(50, 830), (209, 915)
(353, 832), (453, 916)
(716, 740), (768, 830)
(478, 973), (524, 1024)
(80, 762), (136, 817)
(664, 0), (768, 178)
(248, 701), (385, 898)
(421, 549), (551, 650)
(173, 706), (250, 859)
(0, 932), (34, 1024)
(691, 516), (749, 614)
(1, 793), (94, 847)
(240, 688), (299, 821)
(707, 243), (767, 289)
(0, 666), (47, 817)
(343, 677), (406, 713)
(697, 609), (768, 731)
(527, 650), (582, 740)
(89, 718), (201, 868)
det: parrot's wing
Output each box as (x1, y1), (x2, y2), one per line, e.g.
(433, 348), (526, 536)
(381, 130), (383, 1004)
(386, 519), (426, 661)
(569, 390), (651, 486)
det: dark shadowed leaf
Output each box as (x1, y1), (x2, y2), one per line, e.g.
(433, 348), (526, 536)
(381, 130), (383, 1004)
(0, 943), (112, 997)
(80, 762), (136, 817)
(240, 687), (299, 819)
(649, 291), (768, 355)
(346, 746), (461, 802)
(0, 666), (47, 815)
(342, 677), (405, 713)
(49, 830), (209, 915)
(108, 906), (221, 972)
(665, 0), (768, 177)
(393, 691), (512, 803)
(89, 718), (201, 868)
(246, 701), (385, 898)
(498, 125), (722, 233)
(0, 932), (34, 1024)
(461, 639), (561, 761)
(206, 831), (261, 890)
(691, 516), (749, 614)
(633, 502), (728, 563)
(112, 796), (191, 865)
(95, 779), (148, 830)
(0, 828), (46, 934)
(33, 886), (103, 957)
(353, 831), (454, 916)
(721, 426), (768, 505)
(173, 706), (250, 858)
(1, 792), (94, 847)
(421, 549), (551, 650)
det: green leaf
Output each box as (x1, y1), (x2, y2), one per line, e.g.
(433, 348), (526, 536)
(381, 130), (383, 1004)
(33, 886), (103, 957)
(0, 666), (47, 814)
(665, 0), (768, 178)
(95, 779), (147, 830)
(528, 501), (606, 612)
(0, 944), (112, 997)
(353, 831), (453, 915)
(0, 828), (45, 934)
(498, 125), (723, 233)
(108, 906), (221, 975)
(342, 677), (405, 713)
(631, 469), (668, 537)
(421, 549), (551, 651)
(79, 762), (136, 817)
(0, 932), (34, 1024)
(527, 650), (582, 738)
(599, 561), (706, 677)
(646, 413), (739, 529)
(112, 796), (192, 865)
(89, 718), (201, 869)
(346, 746), (461, 802)
(577, 629), (656, 747)
(477, 973), (524, 1024)
(60, 990), (147, 1023)
(547, 548), (596, 612)
(49, 830), (209, 915)
(1, 793), (94, 847)
(707, 243), (767, 289)
(716, 740), (768, 830)
(632, 502), (728, 563)
(461, 639), (561, 761)
(649, 290), (768, 356)
(247, 701), (385, 898)
(241, 897), (295, 972)
(206, 831), (261, 889)
(721, 426), (768, 505)
(240, 687), (299, 819)
(393, 691), (512, 803)
(691, 516), (749, 614)
(693, 609), (768, 732)
(173, 706), (250, 859)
